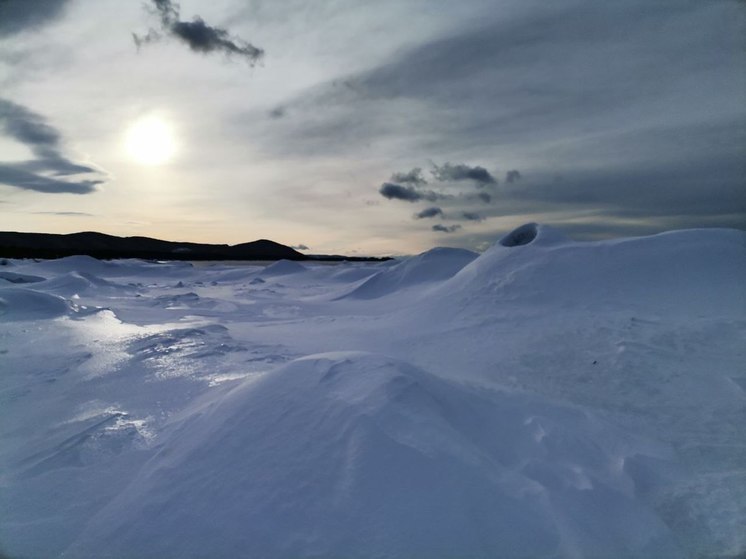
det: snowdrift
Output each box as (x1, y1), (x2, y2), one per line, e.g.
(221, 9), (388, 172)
(437, 224), (746, 316)
(0, 287), (70, 321)
(34, 271), (135, 297)
(340, 247), (478, 299)
(259, 259), (307, 277)
(1, 225), (744, 559)
(68, 352), (678, 558)
(0, 271), (46, 284)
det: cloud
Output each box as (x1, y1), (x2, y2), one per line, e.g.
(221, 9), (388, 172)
(269, 106), (286, 119)
(32, 211), (94, 217)
(234, 0), (743, 242)
(432, 224), (461, 233)
(461, 212), (484, 222)
(390, 167), (427, 186)
(379, 161), (498, 207)
(0, 98), (106, 194)
(0, 0), (71, 37)
(292, 244), (310, 250)
(379, 182), (442, 203)
(506, 170), (521, 183)
(0, 166), (101, 194)
(414, 206), (443, 219)
(135, 0), (264, 64)
(432, 162), (496, 185)
(476, 192), (491, 204)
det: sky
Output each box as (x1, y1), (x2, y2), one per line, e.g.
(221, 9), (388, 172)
(0, 0), (744, 255)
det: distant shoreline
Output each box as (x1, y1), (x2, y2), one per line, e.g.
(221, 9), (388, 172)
(0, 231), (391, 263)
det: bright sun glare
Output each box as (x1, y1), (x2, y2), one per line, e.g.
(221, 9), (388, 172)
(125, 116), (177, 166)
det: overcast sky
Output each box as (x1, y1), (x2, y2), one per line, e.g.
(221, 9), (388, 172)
(0, 0), (744, 254)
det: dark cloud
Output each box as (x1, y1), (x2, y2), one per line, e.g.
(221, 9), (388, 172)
(414, 207), (443, 219)
(0, 0), (71, 37)
(390, 168), (427, 186)
(0, 166), (101, 194)
(432, 224), (462, 233)
(432, 163), (496, 185)
(506, 170), (521, 183)
(135, 0), (264, 64)
(292, 244), (310, 250)
(380, 161), (498, 208)
(379, 182), (442, 203)
(0, 98), (105, 194)
(461, 212), (484, 222)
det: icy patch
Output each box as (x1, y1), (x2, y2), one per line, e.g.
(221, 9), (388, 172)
(125, 324), (247, 381)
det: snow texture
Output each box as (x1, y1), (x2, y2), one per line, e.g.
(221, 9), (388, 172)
(0, 224), (744, 559)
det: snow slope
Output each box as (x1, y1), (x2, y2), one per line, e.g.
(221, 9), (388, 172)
(339, 247), (478, 299)
(0, 225), (744, 558)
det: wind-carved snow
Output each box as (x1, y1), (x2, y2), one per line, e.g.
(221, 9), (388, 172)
(0, 224), (744, 559)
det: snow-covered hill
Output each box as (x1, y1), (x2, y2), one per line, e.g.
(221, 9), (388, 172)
(1, 225), (744, 558)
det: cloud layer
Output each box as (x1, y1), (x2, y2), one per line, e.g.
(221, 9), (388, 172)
(253, 0), (745, 242)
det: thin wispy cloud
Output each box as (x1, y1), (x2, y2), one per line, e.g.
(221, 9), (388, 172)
(32, 211), (95, 217)
(0, 98), (106, 194)
(134, 0), (264, 64)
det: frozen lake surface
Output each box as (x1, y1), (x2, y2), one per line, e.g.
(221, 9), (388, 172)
(1, 224), (744, 558)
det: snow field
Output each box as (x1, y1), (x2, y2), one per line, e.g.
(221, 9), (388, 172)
(0, 224), (744, 558)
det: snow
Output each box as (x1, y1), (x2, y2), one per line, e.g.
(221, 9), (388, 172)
(1, 225), (744, 558)
(339, 247), (478, 300)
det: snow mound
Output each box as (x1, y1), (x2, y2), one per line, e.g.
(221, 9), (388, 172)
(34, 271), (133, 296)
(440, 227), (746, 316)
(0, 271), (46, 284)
(0, 287), (70, 321)
(22, 255), (119, 275)
(259, 259), (307, 277)
(68, 352), (679, 558)
(341, 247), (478, 299)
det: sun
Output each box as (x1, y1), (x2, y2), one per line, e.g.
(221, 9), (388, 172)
(124, 115), (177, 166)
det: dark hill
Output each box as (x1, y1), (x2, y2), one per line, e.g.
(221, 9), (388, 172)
(0, 231), (306, 261)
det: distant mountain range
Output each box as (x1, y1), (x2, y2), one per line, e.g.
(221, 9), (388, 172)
(0, 231), (389, 262)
